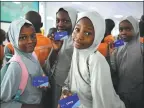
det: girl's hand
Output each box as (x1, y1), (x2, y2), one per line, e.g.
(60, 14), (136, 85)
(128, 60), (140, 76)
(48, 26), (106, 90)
(37, 74), (49, 90)
(48, 34), (63, 52)
(60, 90), (72, 100)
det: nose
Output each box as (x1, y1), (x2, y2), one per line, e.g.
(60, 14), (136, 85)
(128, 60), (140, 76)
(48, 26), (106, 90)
(74, 32), (84, 41)
(120, 29), (127, 35)
(58, 21), (64, 27)
(27, 37), (33, 43)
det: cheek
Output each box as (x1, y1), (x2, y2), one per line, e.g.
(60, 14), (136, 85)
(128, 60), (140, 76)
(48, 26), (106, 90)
(88, 36), (94, 43)
(83, 36), (94, 47)
(18, 41), (27, 51)
(127, 31), (133, 37)
(72, 32), (76, 40)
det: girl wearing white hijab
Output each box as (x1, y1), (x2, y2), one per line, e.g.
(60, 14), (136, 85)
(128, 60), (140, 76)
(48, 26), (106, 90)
(62, 11), (125, 108)
(43, 7), (77, 108)
(1, 19), (44, 108)
(111, 16), (144, 108)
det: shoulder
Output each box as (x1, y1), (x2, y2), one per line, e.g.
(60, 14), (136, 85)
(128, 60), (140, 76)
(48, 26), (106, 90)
(7, 62), (22, 73)
(89, 51), (109, 67)
(2, 61), (22, 79)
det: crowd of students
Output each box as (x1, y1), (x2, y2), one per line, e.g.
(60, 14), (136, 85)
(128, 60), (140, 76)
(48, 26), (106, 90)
(0, 6), (144, 108)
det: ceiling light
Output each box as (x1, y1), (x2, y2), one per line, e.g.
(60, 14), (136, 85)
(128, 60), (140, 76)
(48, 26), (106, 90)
(13, 2), (21, 4)
(114, 15), (123, 18)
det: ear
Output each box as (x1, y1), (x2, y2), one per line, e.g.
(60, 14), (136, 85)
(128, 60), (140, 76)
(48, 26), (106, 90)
(40, 23), (43, 27)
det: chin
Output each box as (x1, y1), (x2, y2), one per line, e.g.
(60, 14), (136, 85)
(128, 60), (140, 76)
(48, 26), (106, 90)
(122, 38), (130, 42)
(74, 45), (82, 49)
(27, 49), (34, 53)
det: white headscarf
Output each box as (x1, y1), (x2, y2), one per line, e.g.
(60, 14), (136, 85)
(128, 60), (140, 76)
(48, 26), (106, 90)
(56, 6), (78, 30)
(120, 16), (140, 39)
(8, 19), (32, 48)
(73, 11), (105, 58)
(7, 18), (39, 66)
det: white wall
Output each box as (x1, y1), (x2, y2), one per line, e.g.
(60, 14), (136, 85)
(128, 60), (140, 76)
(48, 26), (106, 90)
(1, 22), (10, 32)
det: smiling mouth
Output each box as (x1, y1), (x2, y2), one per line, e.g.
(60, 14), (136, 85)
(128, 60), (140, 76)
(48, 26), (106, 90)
(58, 29), (66, 32)
(74, 41), (82, 47)
(27, 45), (35, 49)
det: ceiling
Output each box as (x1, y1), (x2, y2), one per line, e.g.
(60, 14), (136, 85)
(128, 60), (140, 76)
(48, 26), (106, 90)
(45, 1), (143, 21)
(39, 1), (143, 36)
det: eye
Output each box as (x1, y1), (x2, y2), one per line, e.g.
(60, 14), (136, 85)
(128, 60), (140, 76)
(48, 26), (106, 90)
(64, 20), (68, 23)
(64, 20), (70, 23)
(19, 36), (27, 40)
(74, 27), (80, 32)
(84, 32), (91, 36)
(31, 34), (36, 40)
(126, 28), (131, 31)
(119, 28), (123, 32)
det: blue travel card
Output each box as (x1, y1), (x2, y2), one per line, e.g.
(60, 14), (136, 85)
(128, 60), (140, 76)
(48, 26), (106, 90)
(54, 31), (68, 41)
(32, 76), (48, 87)
(114, 39), (124, 47)
(58, 94), (80, 108)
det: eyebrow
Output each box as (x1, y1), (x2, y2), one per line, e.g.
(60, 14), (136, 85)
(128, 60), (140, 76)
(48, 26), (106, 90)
(56, 18), (70, 20)
(76, 24), (93, 30)
(20, 32), (35, 34)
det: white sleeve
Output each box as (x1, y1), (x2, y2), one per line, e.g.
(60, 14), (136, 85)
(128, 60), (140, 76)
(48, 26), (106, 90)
(90, 53), (125, 108)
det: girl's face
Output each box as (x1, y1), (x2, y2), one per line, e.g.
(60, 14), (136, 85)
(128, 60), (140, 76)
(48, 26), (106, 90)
(56, 10), (72, 34)
(18, 24), (37, 53)
(119, 20), (134, 42)
(72, 17), (95, 49)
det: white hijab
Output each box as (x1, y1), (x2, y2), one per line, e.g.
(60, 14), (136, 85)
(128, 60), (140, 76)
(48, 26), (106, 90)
(56, 6), (78, 55)
(8, 19), (32, 48)
(73, 11), (105, 59)
(7, 18), (40, 70)
(56, 6), (78, 30)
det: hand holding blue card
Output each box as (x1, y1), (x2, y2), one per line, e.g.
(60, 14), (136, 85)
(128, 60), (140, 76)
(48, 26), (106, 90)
(58, 93), (80, 108)
(32, 76), (49, 87)
(54, 31), (68, 41)
(114, 39), (124, 47)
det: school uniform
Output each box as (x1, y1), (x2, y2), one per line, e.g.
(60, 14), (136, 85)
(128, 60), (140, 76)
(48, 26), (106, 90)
(43, 7), (77, 108)
(110, 16), (144, 108)
(1, 19), (44, 108)
(63, 11), (125, 108)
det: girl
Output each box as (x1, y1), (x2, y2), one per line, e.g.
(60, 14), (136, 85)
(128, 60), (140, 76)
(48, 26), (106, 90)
(62, 11), (125, 108)
(1, 19), (44, 108)
(111, 16), (144, 108)
(43, 7), (77, 108)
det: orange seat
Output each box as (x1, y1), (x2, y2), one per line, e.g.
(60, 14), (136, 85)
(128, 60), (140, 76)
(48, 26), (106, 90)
(140, 37), (144, 43)
(34, 33), (52, 66)
(97, 43), (108, 57)
(98, 35), (115, 57)
(6, 42), (14, 55)
(104, 35), (115, 44)
(0, 45), (4, 61)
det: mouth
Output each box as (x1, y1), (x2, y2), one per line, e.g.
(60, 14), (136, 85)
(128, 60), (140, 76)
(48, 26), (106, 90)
(121, 35), (127, 38)
(73, 41), (82, 48)
(27, 44), (35, 49)
(58, 29), (66, 32)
